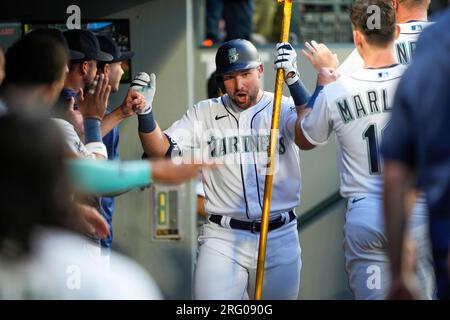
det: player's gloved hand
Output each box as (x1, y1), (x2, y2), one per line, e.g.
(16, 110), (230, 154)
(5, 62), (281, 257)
(129, 72), (156, 115)
(274, 42), (299, 86)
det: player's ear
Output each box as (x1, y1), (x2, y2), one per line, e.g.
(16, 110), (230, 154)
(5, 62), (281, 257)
(391, 0), (398, 10)
(353, 30), (361, 49)
(103, 63), (110, 77)
(81, 61), (89, 76)
(394, 24), (401, 40)
(258, 64), (263, 79)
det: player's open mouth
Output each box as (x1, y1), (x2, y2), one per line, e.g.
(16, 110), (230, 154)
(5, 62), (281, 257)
(235, 92), (248, 103)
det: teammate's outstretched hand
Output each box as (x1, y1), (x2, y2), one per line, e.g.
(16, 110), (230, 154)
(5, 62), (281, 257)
(274, 42), (299, 86)
(130, 72), (156, 115)
(78, 74), (111, 120)
(150, 158), (216, 184)
(301, 40), (339, 72)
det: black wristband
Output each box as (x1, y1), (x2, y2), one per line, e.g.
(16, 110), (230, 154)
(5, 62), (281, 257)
(138, 111), (157, 133)
(84, 118), (102, 143)
(288, 79), (311, 106)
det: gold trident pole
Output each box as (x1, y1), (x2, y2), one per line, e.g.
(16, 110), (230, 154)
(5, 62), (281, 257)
(254, 0), (293, 300)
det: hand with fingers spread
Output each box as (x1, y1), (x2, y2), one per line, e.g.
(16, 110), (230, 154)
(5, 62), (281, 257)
(78, 74), (111, 121)
(274, 42), (300, 86)
(301, 40), (339, 72)
(130, 72), (156, 115)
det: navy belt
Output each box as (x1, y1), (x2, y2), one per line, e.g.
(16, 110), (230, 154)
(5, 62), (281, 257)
(209, 210), (296, 233)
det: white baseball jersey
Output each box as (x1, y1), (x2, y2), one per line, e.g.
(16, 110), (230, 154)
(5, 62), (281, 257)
(52, 118), (108, 161)
(0, 227), (162, 299)
(338, 21), (432, 76)
(165, 91), (301, 220)
(52, 118), (95, 159)
(301, 65), (406, 198)
(323, 22), (435, 300)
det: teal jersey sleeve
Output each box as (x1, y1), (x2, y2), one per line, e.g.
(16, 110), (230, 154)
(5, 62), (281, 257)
(67, 160), (152, 194)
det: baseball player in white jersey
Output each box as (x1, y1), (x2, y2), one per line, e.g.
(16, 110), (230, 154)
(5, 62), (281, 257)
(296, 0), (435, 299)
(53, 73), (110, 160)
(338, 0), (432, 75)
(135, 38), (314, 299)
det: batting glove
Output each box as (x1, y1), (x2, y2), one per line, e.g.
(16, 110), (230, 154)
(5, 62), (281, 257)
(130, 72), (156, 115)
(274, 42), (299, 86)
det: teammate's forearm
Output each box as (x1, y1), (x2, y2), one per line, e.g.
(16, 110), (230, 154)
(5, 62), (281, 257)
(84, 118), (107, 160)
(288, 79), (311, 107)
(101, 107), (126, 137)
(306, 85), (324, 108)
(139, 124), (170, 157)
(67, 159), (152, 194)
(383, 161), (412, 278)
(294, 106), (315, 150)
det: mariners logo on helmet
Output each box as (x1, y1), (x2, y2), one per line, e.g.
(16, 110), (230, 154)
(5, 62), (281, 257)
(215, 39), (261, 76)
(228, 48), (239, 63)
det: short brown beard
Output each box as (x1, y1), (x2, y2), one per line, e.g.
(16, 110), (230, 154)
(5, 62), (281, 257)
(231, 85), (260, 108)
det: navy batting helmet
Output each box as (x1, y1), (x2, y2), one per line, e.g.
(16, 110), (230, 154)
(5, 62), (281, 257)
(215, 39), (261, 76)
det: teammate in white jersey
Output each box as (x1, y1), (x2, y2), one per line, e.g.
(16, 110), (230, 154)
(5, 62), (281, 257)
(338, 0), (431, 75)
(296, 0), (435, 299)
(335, 0), (435, 299)
(136, 38), (317, 299)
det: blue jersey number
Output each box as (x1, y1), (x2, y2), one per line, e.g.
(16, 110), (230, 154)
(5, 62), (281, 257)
(362, 123), (387, 175)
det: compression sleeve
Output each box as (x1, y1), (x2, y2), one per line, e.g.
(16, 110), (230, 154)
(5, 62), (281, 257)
(67, 159), (152, 194)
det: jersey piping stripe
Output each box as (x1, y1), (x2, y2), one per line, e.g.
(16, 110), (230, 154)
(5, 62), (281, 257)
(250, 99), (272, 211)
(220, 96), (251, 219)
(349, 75), (403, 83)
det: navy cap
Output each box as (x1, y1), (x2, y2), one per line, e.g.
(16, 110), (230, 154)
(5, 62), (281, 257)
(64, 29), (113, 62)
(27, 28), (84, 61)
(97, 35), (134, 63)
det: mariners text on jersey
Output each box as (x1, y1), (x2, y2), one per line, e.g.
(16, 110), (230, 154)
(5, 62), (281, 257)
(164, 91), (301, 219)
(208, 134), (286, 158)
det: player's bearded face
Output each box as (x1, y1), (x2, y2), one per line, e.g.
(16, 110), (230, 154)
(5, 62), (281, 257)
(83, 60), (98, 84)
(223, 67), (262, 109)
(109, 62), (124, 92)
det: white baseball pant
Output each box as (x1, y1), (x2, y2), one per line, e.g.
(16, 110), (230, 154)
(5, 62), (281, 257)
(194, 216), (301, 300)
(344, 196), (435, 299)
